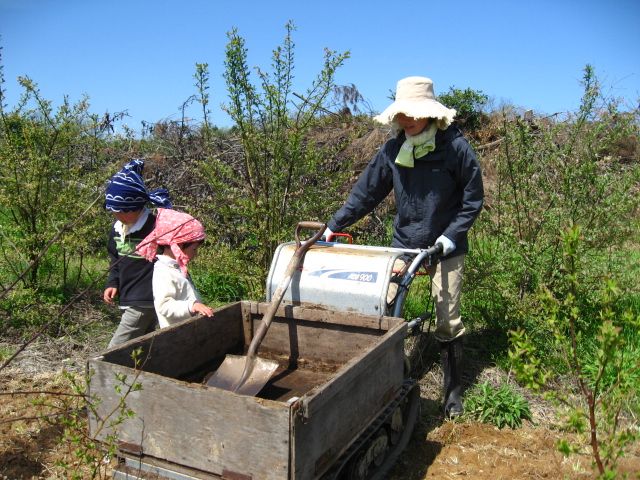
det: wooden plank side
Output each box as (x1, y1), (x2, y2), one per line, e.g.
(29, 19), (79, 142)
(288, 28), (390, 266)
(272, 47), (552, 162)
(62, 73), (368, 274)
(254, 316), (384, 366)
(241, 301), (253, 348)
(247, 302), (404, 367)
(292, 323), (406, 479)
(100, 302), (245, 379)
(87, 360), (290, 480)
(251, 302), (394, 330)
(299, 322), (406, 417)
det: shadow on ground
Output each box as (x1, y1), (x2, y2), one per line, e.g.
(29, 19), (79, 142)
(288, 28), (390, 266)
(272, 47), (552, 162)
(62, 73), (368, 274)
(389, 327), (510, 477)
(406, 326), (509, 397)
(0, 423), (63, 479)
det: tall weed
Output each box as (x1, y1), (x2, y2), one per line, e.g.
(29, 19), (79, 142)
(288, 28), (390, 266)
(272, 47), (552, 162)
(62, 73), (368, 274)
(0, 75), (114, 293)
(467, 65), (640, 337)
(201, 21), (351, 280)
(510, 225), (640, 478)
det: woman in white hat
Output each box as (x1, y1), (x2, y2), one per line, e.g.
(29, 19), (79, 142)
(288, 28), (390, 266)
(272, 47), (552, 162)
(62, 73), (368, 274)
(326, 76), (484, 417)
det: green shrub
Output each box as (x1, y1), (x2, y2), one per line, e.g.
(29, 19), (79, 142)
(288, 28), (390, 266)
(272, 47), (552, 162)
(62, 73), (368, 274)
(463, 381), (532, 429)
(438, 86), (488, 132)
(0, 344), (14, 361)
(0, 73), (117, 292)
(191, 242), (264, 300)
(201, 21), (351, 283)
(0, 287), (62, 331)
(466, 65), (640, 339)
(191, 270), (248, 305)
(51, 349), (144, 479)
(510, 225), (640, 477)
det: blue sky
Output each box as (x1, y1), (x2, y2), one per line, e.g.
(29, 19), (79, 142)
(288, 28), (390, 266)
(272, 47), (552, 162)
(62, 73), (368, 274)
(1, 0), (639, 130)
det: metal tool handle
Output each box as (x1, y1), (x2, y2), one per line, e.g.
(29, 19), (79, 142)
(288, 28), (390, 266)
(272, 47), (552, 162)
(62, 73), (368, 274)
(233, 222), (326, 392)
(295, 221), (327, 248)
(251, 222), (326, 353)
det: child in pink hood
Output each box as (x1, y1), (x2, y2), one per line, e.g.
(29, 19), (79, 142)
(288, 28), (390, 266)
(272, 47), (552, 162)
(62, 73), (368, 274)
(137, 208), (214, 328)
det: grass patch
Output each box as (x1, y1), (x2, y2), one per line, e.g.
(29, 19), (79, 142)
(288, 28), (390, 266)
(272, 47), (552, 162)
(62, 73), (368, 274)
(401, 274), (434, 322)
(463, 381), (532, 429)
(0, 344), (15, 361)
(190, 269), (248, 306)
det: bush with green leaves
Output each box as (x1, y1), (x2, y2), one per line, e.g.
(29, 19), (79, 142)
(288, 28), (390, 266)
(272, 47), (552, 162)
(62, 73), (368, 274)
(509, 225), (640, 478)
(201, 21), (351, 282)
(462, 381), (532, 429)
(0, 73), (115, 295)
(465, 65), (640, 339)
(0, 344), (14, 361)
(438, 86), (488, 132)
(44, 348), (144, 479)
(0, 349), (145, 479)
(191, 269), (248, 305)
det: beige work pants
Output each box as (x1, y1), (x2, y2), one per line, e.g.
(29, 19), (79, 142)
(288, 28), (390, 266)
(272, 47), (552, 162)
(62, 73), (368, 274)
(388, 254), (465, 342)
(428, 254), (466, 342)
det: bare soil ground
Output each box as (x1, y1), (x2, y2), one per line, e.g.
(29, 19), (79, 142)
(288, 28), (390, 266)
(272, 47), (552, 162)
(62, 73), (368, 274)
(1, 329), (639, 479)
(390, 397), (640, 479)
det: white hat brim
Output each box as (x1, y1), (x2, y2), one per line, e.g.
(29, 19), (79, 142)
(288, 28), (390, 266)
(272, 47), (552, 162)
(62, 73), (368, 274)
(374, 98), (456, 127)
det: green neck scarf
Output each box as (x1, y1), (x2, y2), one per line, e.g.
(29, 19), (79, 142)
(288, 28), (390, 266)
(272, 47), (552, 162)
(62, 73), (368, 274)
(395, 124), (437, 168)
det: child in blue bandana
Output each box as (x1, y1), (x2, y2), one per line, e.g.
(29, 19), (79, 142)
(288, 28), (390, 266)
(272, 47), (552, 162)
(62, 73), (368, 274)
(103, 159), (172, 348)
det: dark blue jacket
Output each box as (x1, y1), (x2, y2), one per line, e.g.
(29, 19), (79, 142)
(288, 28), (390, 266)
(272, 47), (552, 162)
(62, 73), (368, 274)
(328, 124), (484, 256)
(105, 213), (156, 307)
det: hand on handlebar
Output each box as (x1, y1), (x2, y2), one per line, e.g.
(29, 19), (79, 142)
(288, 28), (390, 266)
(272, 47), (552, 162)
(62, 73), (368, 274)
(435, 235), (456, 256)
(322, 226), (335, 242)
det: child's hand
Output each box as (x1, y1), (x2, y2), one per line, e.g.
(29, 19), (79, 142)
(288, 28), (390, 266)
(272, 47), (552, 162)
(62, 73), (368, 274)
(191, 302), (214, 318)
(103, 287), (118, 304)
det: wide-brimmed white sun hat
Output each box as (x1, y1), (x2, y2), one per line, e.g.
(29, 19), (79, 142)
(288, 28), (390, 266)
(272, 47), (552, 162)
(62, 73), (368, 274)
(374, 76), (456, 129)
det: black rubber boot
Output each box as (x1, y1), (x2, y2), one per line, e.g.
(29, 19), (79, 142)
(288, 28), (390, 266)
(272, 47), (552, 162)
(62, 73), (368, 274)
(440, 338), (464, 418)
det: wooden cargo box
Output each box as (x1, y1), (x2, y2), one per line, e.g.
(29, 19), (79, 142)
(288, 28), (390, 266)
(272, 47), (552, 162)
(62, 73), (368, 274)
(87, 300), (406, 480)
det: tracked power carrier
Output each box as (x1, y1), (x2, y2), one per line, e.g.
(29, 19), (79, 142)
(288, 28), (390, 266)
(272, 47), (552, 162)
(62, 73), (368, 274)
(88, 241), (434, 480)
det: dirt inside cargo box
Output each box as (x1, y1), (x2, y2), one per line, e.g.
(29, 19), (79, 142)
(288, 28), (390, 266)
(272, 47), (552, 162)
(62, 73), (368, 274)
(196, 350), (341, 402)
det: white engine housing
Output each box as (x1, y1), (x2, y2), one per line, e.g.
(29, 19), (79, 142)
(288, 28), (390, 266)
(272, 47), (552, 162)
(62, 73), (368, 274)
(266, 242), (413, 316)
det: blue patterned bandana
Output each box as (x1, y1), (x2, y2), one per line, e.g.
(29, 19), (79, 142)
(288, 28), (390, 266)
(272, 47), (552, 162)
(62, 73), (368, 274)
(104, 159), (172, 212)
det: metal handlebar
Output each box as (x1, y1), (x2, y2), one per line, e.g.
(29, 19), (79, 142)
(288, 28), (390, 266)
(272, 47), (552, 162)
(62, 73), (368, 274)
(425, 243), (444, 257)
(390, 244), (443, 318)
(325, 232), (354, 244)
